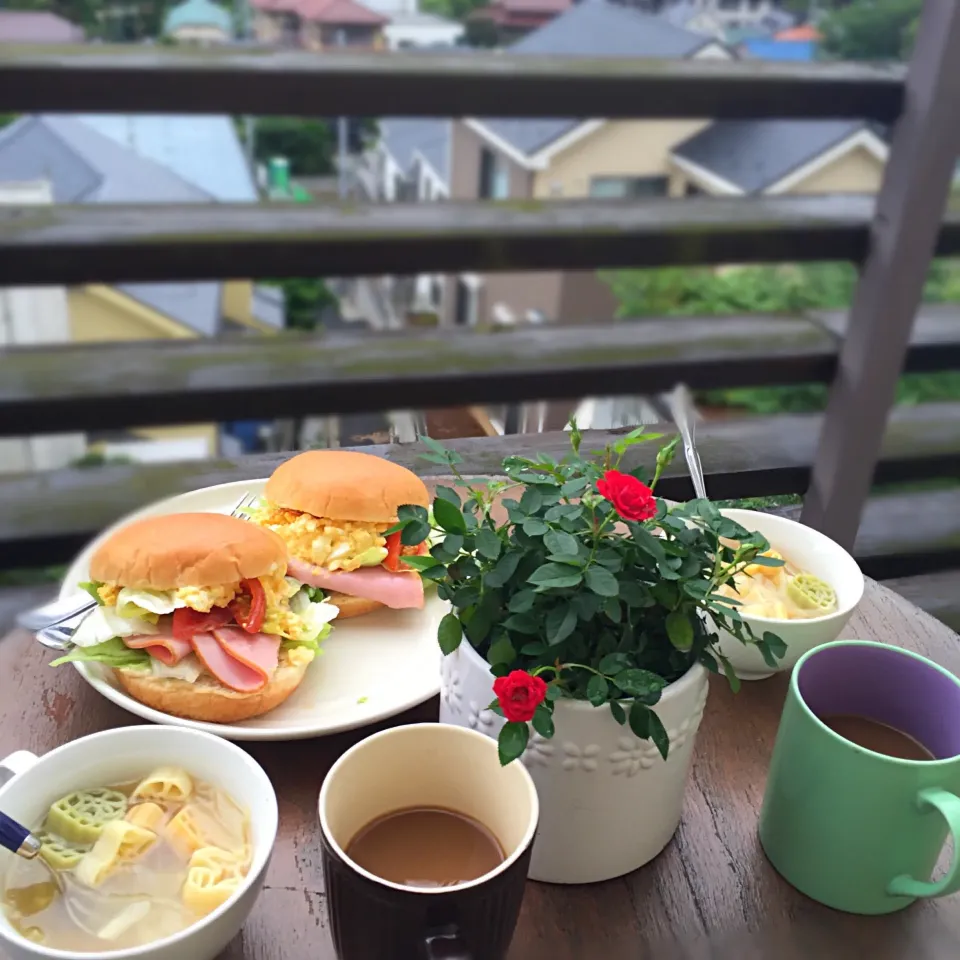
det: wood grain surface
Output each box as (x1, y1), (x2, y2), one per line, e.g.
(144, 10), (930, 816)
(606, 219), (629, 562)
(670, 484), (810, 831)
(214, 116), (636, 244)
(2, 579), (960, 959)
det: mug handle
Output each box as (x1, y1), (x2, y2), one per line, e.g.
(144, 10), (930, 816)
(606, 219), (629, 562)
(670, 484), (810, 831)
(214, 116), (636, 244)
(0, 752), (38, 790)
(888, 788), (960, 899)
(421, 923), (473, 960)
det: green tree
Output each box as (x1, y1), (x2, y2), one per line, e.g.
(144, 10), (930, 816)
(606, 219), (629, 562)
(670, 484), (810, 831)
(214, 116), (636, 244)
(421, 0), (486, 22)
(264, 278), (337, 331)
(601, 260), (960, 415)
(820, 0), (921, 61)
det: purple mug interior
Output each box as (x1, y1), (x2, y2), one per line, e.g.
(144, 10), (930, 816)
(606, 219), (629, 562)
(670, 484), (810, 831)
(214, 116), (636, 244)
(797, 643), (960, 760)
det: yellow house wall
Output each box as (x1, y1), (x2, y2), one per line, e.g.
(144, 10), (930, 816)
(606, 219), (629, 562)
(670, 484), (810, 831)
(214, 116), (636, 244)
(785, 146), (884, 195)
(221, 280), (278, 333)
(532, 119), (712, 199)
(68, 286), (196, 342)
(67, 286), (217, 453)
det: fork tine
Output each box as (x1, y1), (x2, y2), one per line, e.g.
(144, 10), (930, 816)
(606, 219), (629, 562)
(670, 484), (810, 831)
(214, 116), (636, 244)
(230, 492), (257, 518)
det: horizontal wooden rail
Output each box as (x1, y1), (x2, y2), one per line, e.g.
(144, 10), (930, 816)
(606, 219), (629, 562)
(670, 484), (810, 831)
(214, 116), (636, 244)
(0, 47), (905, 121)
(0, 315), (839, 435)
(2, 405), (960, 569)
(6, 195), (960, 287)
(778, 486), (960, 581)
(6, 304), (960, 437)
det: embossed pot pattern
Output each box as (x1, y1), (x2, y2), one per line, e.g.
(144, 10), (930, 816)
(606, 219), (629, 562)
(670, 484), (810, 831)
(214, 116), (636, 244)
(440, 642), (709, 884)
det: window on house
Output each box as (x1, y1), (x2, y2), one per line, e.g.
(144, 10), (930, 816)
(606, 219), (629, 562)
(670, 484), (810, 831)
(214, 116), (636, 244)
(685, 181), (705, 197)
(588, 176), (669, 199)
(479, 147), (510, 199)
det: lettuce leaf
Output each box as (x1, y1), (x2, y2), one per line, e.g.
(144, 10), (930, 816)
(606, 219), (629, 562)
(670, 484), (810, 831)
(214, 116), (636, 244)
(50, 637), (151, 670)
(78, 581), (105, 605)
(281, 622), (331, 656)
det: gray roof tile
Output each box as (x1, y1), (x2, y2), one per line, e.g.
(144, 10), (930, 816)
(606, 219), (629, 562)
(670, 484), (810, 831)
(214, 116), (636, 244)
(672, 118), (871, 194)
(380, 118), (450, 183)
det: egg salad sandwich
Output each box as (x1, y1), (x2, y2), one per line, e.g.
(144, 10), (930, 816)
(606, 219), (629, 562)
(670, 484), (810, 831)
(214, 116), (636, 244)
(244, 450), (430, 619)
(51, 512), (339, 723)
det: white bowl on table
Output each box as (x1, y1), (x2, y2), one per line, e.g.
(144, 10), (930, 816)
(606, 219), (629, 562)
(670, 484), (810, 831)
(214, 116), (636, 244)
(0, 726), (278, 960)
(712, 508), (864, 681)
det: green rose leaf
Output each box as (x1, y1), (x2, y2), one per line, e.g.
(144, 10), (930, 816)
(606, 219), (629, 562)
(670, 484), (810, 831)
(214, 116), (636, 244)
(598, 652), (632, 675)
(529, 563), (583, 590)
(763, 631), (788, 662)
(487, 635), (516, 667)
(503, 613), (540, 635)
(648, 710), (670, 761)
(507, 589), (536, 613)
(398, 504), (429, 523)
(586, 674), (608, 706)
(614, 668), (665, 704)
(628, 700), (651, 740)
(433, 496), (467, 534)
(520, 641), (547, 655)
(401, 554), (442, 572)
(498, 721), (529, 766)
(401, 519), (432, 546)
(666, 610), (694, 651)
(560, 476), (589, 497)
(519, 487), (543, 514)
(532, 703), (555, 739)
(522, 518), (549, 537)
(609, 699), (627, 725)
(435, 485), (461, 507)
(546, 604), (577, 645)
(544, 529), (579, 558)
(485, 552), (521, 588)
(475, 527), (502, 561)
(437, 613), (463, 655)
(430, 533), (463, 563)
(717, 651), (742, 694)
(584, 565), (619, 597)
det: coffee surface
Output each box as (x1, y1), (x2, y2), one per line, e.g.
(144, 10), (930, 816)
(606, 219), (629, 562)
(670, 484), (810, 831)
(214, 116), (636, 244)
(346, 806), (504, 888)
(821, 714), (935, 761)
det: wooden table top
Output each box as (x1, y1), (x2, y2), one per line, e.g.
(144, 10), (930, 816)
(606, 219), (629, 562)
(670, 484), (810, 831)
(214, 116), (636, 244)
(3, 578), (960, 959)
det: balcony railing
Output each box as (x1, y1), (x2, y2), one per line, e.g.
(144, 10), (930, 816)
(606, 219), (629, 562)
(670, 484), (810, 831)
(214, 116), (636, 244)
(1, 0), (960, 588)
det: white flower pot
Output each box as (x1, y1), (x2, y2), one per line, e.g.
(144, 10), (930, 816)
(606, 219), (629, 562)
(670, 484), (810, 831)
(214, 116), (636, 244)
(439, 640), (709, 884)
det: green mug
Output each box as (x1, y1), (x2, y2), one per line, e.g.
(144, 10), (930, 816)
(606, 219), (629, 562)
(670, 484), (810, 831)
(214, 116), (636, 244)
(759, 640), (960, 915)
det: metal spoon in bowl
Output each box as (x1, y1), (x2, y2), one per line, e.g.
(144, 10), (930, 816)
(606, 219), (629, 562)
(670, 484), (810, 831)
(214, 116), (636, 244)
(0, 811), (42, 861)
(667, 382), (707, 500)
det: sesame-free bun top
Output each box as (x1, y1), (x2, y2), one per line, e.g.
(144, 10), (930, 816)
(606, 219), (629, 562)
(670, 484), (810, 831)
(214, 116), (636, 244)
(89, 513), (287, 589)
(265, 450), (430, 523)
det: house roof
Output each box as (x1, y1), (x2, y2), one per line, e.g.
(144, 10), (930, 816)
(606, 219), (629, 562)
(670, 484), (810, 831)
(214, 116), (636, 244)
(672, 119), (874, 194)
(380, 118), (450, 183)
(0, 10), (84, 42)
(76, 114), (258, 201)
(163, 0), (233, 34)
(480, 1), (720, 156)
(0, 116), (223, 335)
(775, 24), (821, 42)
(253, 0), (387, 25)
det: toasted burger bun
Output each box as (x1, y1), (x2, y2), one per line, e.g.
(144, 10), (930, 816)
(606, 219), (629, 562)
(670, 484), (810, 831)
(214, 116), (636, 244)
(265, 450), (429, 523)
(90, 512), (287, 589)
(326, 591), (384, 620)
(115, 658), (308, 724)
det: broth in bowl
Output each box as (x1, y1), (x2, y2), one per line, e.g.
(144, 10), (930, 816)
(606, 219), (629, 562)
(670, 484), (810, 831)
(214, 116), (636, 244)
(715, 542), (838, 622)
(2, 767), (250, 952)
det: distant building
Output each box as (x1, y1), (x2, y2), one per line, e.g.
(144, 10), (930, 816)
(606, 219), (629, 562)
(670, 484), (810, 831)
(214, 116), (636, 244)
(356, 0), (463, 48)
(748, 22), (821, 59)
(252, 0), (388, 49)
(0, 115), (283, 461)
(0, 10), (84, 42)
(163, 0), (234, 44)
(468, 0), (571, 45)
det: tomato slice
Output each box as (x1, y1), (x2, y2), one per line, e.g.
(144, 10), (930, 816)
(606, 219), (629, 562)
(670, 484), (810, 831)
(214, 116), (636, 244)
(384, 531), (402, 573)
(230, 578), (266, 634)
(172, 605), (233, 642)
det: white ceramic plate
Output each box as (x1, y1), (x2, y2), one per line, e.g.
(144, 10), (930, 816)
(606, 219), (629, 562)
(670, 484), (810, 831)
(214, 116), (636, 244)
(58, 480), (447, 741)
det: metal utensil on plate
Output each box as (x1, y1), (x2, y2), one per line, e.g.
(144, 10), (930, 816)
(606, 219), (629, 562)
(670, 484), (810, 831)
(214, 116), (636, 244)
(666, 383), (707, 500)
(25, 492), (259, 651)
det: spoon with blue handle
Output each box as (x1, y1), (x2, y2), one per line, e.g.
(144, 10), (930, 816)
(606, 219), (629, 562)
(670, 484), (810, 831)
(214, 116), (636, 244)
(0, 811), (42, 860)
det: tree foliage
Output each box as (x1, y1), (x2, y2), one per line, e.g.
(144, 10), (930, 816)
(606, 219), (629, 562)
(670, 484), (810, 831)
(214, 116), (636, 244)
(820, 0), (921, 61)
(601, 260), (960, 414)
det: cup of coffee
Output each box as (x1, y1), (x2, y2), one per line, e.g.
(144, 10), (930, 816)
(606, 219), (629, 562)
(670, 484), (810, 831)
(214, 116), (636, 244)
(759, 639), (960, 914)
(319, 722), (538, 960)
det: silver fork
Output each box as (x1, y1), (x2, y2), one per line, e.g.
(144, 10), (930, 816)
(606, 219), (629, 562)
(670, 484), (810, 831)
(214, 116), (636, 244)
(25, 492), (258, 647)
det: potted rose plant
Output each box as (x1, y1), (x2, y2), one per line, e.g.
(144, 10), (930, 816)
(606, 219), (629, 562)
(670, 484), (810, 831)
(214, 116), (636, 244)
(392, 424), (786, 884)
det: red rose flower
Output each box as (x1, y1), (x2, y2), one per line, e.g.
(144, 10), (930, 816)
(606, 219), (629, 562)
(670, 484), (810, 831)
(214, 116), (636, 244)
(596, 470), (657, 522)
(493, 670), (548, 723)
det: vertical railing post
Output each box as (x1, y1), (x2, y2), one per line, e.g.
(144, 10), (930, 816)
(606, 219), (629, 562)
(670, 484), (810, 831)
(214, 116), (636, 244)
(801, 0), (960, 550)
